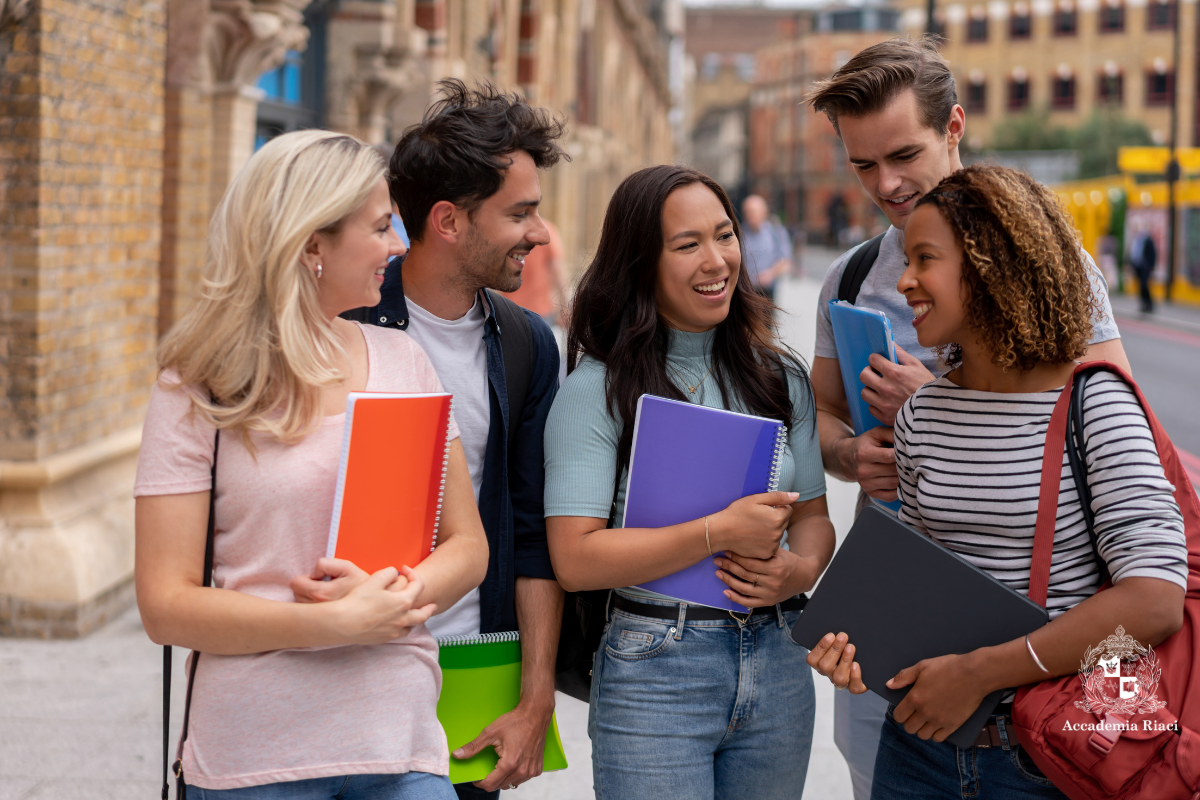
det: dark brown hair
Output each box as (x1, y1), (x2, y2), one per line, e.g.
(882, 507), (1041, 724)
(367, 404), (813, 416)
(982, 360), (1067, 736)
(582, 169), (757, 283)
(389, 79), (568, 242)
(915, 164), (1097, 371)
(807, 36), (957, 135)
(567, 165), (811, 480)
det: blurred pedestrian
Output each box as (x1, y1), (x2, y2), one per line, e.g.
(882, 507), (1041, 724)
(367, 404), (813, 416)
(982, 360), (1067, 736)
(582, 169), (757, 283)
(1130, 228), (1157, 313)
(741, 194), (792, 302)
(135, 130), (488, 798)
(545, 165), (834, 800)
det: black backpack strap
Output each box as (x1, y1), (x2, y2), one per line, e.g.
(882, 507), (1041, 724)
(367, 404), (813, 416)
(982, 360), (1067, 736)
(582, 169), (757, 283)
(837, 232), (886, 304)
(488, 292), (535, 446)
(1066, 367), (1112, 586)
(164, 427), (219, 799)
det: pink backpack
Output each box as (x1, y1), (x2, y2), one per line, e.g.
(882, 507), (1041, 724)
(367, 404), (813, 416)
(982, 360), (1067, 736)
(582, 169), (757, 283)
(1012, 362), (1200, 798)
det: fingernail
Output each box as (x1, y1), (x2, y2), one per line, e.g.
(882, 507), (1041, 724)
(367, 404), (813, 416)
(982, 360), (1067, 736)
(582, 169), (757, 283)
(453, 749), (464, 758)
(788, 492), (799, 500)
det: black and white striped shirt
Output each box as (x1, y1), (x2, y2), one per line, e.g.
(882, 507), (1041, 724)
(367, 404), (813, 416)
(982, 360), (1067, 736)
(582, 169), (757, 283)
(894, 372), (1187, 620)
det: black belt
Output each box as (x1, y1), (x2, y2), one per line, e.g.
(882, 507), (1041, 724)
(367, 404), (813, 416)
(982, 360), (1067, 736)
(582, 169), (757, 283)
(611, 592), (807, 622)
(971, 718), (1022, 749)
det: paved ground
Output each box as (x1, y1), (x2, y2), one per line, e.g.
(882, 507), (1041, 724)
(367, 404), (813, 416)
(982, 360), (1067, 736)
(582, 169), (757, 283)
(3, 251), (1194, 800)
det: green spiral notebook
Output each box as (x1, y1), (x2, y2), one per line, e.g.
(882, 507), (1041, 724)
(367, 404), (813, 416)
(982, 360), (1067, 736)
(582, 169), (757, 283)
(436, 631), (569, 785)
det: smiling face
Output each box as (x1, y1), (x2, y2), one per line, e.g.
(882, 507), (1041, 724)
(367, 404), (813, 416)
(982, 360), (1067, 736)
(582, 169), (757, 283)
(455, 149), (549, 293)
(897, 203), (968, 349)
(838, 89), (965, 230)
(312, 177), (406, 318)
(655, 182), (741, 333)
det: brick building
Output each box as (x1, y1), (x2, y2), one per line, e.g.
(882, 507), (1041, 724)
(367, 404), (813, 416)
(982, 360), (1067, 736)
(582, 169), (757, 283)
(895, 0), (1198, 151)
(0, 0), (675, 637)
(748, 6), (898, 242)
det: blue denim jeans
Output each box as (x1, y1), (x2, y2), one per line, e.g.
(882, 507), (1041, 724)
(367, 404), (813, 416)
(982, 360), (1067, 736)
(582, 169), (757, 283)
(589, 594), (816, 800)
(871, 705), (1069, 800)
(186, 771), (456, 799)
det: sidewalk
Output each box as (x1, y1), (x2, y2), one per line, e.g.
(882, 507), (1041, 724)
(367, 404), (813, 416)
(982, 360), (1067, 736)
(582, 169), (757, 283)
(1108, 289), (1200, 336)
(0, 275), (858, 800)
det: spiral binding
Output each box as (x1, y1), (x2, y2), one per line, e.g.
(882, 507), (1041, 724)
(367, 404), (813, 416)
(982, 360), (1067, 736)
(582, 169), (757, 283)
(436, 630), (521, 647)
(430, 397), (454, 553)
(766, 423), (788, 492)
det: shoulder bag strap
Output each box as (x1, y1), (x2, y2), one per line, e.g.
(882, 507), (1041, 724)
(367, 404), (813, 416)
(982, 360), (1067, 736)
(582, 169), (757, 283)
(163, 427), (219, 799)
(837, 232), (886, 304)
(1066, 367), (1112, 585)
(1029, 371), (1078, 607)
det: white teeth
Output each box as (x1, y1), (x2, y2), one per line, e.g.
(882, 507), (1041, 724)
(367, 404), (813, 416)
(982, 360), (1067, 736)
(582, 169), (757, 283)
(694, 279), (726, 293)
(912, 302), (932, 318)
(886, 194), (915, 205)
(511, 253), (526, 263)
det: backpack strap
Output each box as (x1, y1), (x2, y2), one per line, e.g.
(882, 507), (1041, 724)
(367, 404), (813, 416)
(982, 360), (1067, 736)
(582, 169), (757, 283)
(487, 292), (535, 447)
(837, 232), (886, 304)
(1066, 367), (1112, 586)
(163, 427), (219, 799)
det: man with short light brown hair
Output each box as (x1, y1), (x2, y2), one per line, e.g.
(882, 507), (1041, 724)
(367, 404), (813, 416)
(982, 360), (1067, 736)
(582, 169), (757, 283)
(803, 35), (1129, 800)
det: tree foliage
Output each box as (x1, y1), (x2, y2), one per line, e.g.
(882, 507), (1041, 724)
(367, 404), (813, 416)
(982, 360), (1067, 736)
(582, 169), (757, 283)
(990, 107), (1155, 179)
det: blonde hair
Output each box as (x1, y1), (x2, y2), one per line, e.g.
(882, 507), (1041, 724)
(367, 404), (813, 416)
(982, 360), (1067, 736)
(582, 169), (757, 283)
(158, 130), (385, 443)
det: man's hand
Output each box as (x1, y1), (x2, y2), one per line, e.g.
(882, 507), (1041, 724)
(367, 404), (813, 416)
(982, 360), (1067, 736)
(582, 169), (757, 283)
(860, 345), (935, 426)
(454, 699), (555, 792)
(834, 426), (899, 501)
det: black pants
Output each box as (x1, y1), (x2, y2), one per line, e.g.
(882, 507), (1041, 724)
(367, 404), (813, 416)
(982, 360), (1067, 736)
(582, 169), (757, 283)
(1137, 269), (1155, 312)
(455, 783), (499, 800)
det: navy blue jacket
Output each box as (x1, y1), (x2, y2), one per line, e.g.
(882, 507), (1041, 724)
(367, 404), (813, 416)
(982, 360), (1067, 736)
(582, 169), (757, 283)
(358, 260), (559, 634)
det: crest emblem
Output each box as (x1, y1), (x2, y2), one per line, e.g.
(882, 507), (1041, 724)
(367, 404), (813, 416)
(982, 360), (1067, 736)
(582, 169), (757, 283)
(1074, 626), (1166, 715)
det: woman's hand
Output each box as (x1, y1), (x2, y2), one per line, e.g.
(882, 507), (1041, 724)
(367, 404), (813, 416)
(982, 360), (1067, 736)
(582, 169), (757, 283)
(328, 565), (437, 645)
(807, 632), (868, 693)
(714, 550), (820, 608)
(291, 558), (369, 604)
(710, 491), (798, 559)
(888, 653), (992, 742)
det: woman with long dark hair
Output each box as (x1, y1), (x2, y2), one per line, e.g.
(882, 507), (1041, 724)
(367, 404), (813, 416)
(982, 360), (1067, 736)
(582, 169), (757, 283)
(544, 166), (834, 799)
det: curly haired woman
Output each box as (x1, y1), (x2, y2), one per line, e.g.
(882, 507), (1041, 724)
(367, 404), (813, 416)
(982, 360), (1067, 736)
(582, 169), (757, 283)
(808, 165), (1187, 799)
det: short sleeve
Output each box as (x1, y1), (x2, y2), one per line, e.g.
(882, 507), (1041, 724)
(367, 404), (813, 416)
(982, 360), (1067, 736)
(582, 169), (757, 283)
(543, 360), (622, 519)
(134, 372), (218, 498)
(813, 247), (857, 360)
(786, 367), (826, 501)
(1084, 251), (1120, 345)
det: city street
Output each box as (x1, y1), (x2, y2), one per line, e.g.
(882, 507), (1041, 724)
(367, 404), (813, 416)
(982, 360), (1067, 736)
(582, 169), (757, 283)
(0, 250), (1195, 800)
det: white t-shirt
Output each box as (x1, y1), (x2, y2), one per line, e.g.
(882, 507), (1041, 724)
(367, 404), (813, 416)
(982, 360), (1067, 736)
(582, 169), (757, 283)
(405, 295), (491, 638)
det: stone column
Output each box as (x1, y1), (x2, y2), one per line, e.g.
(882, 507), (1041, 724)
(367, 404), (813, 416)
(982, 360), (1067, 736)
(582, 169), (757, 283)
(0, 0), (166, 636)
(202, 0), (310, 209)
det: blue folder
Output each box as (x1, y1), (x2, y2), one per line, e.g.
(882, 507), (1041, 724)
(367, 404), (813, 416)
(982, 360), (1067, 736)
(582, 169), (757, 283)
(828, 299), (901, 513)
(624, 395), (789, 611)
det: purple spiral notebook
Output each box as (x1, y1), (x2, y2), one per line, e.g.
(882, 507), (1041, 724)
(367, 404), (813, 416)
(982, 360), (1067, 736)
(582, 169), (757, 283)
(624, 395), (789, 611)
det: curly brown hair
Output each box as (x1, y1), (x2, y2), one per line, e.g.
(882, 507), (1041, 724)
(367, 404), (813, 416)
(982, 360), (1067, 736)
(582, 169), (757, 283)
(915, 165), (1099, 372)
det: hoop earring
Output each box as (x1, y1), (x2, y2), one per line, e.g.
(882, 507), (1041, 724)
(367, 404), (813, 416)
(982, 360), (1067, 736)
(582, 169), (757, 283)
(316, 264), (323, 279)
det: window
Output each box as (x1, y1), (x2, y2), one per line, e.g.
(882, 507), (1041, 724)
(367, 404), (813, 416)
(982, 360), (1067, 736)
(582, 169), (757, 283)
(1145, 70), (1174, 105)
(257, 50), (303, 105)
(967, 16), (989, 42)
(1008, 78), (1030, 110)
(1147, 0), (1175, 30)
(1099, 2), (1124, 32)
(1010, 12), (1032, 38)
(966, 81), (987, 112)
(1054, 7), (1077, 35)
(1098, 72), (1124, 104)
(1052, 76), (1076, 109)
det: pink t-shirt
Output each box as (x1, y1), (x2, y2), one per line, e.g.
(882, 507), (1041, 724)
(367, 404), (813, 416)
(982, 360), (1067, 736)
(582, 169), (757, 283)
(134, 323), (461, 790)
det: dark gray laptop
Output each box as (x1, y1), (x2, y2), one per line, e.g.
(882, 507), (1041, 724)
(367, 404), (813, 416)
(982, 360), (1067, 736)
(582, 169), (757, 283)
(791, 505), (1049, 748)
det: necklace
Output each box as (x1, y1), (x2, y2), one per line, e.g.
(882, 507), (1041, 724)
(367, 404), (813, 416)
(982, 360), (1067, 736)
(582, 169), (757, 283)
(672, 361), (713, 394)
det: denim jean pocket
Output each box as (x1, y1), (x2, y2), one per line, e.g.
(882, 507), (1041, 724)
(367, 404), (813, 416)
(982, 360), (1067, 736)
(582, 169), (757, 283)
(603, 613), (676, 662)
(1009, 745), (1057, 787)
(781, 609), (806, 647)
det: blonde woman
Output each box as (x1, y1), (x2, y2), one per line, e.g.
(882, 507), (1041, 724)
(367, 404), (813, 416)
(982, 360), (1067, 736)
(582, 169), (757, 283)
(135, 130), (488, 798)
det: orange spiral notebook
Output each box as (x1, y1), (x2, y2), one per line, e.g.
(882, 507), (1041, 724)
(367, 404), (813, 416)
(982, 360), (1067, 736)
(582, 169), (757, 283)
(325, 392), (454, 574)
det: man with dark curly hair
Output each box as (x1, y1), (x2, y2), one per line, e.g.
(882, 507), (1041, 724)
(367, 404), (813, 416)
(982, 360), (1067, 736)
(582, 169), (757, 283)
(351, 79), (567, 800)
(803, 36), (1131, 800)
